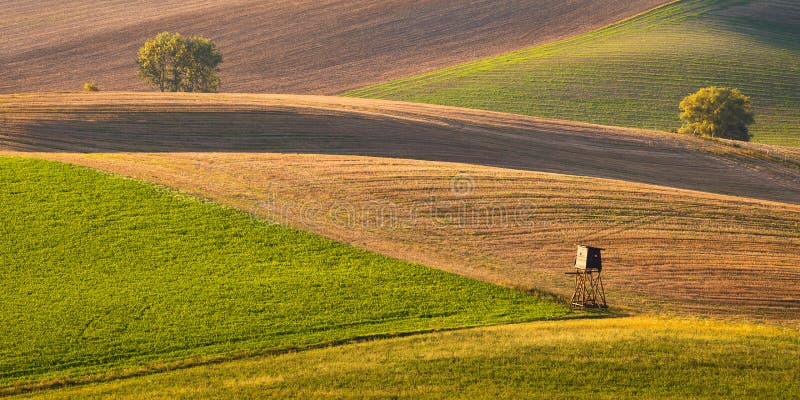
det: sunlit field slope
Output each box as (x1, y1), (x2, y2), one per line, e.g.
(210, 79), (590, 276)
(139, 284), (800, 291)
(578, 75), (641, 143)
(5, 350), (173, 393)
(3, 93), (800, 204)
(3, 94), (799, 322)
(18, 318), (800, 399)
(38, 152), (800, 323)
(347, 0), (800, 146)
(0, 157), (566, 394)
(0, 0), (667, 94)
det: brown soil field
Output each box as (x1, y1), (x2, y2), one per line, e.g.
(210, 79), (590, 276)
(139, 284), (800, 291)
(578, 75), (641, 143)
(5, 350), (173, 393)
(3, 93), (800, 203)
(2, 93), (800, 321)
(0, 0), (668, 94)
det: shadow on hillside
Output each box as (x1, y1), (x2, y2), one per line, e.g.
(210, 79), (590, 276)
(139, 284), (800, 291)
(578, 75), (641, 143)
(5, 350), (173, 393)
(3, 110), (800, 204)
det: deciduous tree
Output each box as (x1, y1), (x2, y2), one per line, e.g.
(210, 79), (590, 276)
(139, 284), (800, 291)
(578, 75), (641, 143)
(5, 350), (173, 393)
(678, 87), (754, 141)
(136, 32), (222, 93)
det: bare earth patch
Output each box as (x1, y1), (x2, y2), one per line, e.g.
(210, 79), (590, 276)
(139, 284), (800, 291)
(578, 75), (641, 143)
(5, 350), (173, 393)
(0, 0), (668, 94)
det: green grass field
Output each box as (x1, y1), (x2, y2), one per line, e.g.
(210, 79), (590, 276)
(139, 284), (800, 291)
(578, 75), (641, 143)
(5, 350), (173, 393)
(346, 0), (800, 146)
(20, 317), (800, 399)
(0, 157), (567, 393)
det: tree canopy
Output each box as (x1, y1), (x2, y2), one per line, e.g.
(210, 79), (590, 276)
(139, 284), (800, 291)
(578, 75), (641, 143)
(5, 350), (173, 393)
(136, 32), (222, 93)
(678, 87), (754, 141)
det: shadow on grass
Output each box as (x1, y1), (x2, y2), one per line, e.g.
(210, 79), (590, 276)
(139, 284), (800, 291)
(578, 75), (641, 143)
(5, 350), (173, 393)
(2, 305), (594, 397)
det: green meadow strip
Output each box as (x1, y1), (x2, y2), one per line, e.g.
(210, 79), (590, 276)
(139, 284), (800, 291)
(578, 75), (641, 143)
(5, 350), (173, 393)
(0, 157), (567, 389)
(23, 317), (800, 399)
(346, 0), (800, 146)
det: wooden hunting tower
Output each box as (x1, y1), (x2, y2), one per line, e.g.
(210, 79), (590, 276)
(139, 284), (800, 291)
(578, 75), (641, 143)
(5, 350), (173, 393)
(566, 245), (607, 308)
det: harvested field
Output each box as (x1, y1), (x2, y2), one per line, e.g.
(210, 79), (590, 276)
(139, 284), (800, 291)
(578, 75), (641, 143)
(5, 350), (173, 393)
(3, 93), (800, 204)
(2, 93), (799, 321)
(0, 0), (667, 94)
(27, 152), (800, 322)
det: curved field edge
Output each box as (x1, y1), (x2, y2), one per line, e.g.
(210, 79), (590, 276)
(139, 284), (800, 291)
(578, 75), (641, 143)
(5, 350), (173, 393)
(15, 317), (800, 399)
(0, 0), (668, 94)
(0, 156), (568, 392)
(3, 93), (800, 205)
(345, 0), (800, 146)
(19, 152), (800, 323)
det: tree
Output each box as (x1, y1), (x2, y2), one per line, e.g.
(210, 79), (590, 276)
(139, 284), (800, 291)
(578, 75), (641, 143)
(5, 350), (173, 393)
(178, 36), (222, 92)
(136, 32), (182, 92)
(136, 32), (222, 93)
(678, 87), (754, 141)
(83, 81), (99, 92)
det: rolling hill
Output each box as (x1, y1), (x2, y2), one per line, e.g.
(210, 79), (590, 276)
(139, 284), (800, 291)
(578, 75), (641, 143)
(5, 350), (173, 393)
(3, 93), (800, 204)
(3, 93), (799, 321)
(0, 156), (565, 394)
(21, 318), (800, 399)
(346, 0), (800, 146)
(0, 0), (667, 95)
(4, 0), (799, 397)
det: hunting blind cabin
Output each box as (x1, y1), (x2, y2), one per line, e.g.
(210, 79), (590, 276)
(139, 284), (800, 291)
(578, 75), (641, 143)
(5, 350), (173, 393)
(566, 245), (607, 308)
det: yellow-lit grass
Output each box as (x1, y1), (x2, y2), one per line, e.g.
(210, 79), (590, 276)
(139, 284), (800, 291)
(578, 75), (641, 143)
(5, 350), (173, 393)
(17, 317), (800, 399)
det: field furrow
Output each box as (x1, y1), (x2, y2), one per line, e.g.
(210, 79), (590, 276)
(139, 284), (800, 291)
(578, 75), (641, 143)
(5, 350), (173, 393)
(0, 0), (667, 94)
